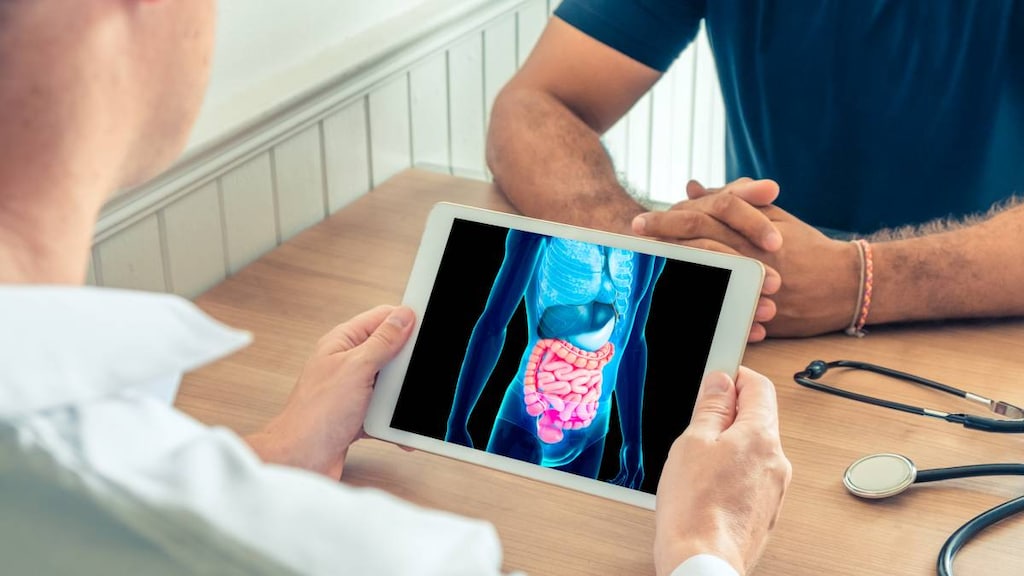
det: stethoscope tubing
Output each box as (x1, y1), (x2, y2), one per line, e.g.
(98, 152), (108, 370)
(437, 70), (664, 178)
(794, 360), (1024, 432)
(917, 463), (1024, 483)
(938, 493), (1024, 576)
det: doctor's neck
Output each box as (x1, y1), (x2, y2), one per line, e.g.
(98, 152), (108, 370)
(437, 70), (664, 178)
(0, 2), (173, 285)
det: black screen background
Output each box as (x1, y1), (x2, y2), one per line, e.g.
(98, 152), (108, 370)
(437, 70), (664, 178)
(391, 219), (732, 494)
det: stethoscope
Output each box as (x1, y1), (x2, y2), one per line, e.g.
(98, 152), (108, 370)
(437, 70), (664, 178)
(794, 360), (1024, 575)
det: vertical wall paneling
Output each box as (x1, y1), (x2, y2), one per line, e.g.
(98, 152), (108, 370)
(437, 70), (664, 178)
(708, 66), (728, 188)
(484, 18), (518, 128)
(670, 48), (699, 198)
(368, 75), (413, 186)
(517, 0), (548, 66)
(648, 47), (697, 204)
(602, 117), (629, 181)
(220, 153), (278, 274)
(323, 98), (372, 213)
(624, 93), (653, 198)
(162, 181), (227, 298)
(690, 26), (719, 188)
(273, 125), (327, 242)
(96, 214), (167, 292)
(649, 76), (677, 204)
(448, 34), (487, 179)
(410, 53), (451, 172)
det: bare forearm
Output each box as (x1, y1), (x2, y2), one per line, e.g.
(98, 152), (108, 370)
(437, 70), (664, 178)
(870, 205), (1024, 324)
(487, 88), (643, 235)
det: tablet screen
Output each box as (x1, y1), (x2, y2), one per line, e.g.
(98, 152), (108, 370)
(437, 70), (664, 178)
(390, 218), (732, 495)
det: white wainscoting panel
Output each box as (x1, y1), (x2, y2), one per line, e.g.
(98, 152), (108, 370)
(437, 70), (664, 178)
(274, 125), (327, 242)
(709, 65), (728, 187)
(220, 153), (278, 274)
(162, 181), (227, 298)
(625, 92), (653, 198)
(369, 75), (413, 187)
(689, 25), (724, 190)
(517, 0), (548, 66)
(323, 98), (372, 213)
(96, 214), (166, 292)
(484, 17), (518, 125)
(605, 24), (725, 205)
(449, 34), (487, 179)
(410, 53), (452, 171)
(602, 117), (629, 181)
(649, 46), (697, 204)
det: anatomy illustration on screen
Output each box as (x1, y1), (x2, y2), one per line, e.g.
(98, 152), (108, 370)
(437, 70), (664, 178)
(445, 230), (665, 489)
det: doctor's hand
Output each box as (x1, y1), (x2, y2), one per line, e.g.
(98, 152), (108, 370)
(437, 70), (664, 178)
(631, 178), (783, 342)
(654, 368), (791, 576)
(246, 305), (416, 479)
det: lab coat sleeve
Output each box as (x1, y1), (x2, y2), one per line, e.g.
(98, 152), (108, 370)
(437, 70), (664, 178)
(47, 392), (508, 576)
(671, 554), (741, 576)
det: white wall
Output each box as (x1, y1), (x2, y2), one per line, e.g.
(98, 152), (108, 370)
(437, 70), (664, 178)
(190, 0), (433, 151)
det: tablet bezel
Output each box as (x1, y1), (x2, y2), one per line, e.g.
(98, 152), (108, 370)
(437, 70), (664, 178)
(365, 202), (764, 509)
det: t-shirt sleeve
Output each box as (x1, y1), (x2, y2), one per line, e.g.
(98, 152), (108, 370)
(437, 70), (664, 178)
(554, 0), (706, 71)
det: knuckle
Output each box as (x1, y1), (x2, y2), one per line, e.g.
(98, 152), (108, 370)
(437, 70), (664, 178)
(751, 423), (781, 449)
(710, 193), (736, 214)
(371, 327), (396, 348)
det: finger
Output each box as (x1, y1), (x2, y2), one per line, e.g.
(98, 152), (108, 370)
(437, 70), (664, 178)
(720, 178), (780, 207)
(318, 305), (396, 353)
(686, 371), (738, 437)
(638, 194), (782, 252)
(732, 367), (779, 428)
(678, 238), (742, 256)
(754, 297), (777, 323)
(354, 306), (416, 368)
(686, 179), (712, 200)
(634, 209), (762, 253)
(748, 322), (767, 343)
(763, 266), (782, 295)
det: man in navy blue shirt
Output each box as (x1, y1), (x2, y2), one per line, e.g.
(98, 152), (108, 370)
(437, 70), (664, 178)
(487, 1), (1024, 341)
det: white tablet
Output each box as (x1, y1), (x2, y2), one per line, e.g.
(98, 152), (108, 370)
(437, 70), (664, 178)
(365, 202), (764, 509)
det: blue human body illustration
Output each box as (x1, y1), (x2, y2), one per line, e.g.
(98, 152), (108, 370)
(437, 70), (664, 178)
(445, 230), (665, 489)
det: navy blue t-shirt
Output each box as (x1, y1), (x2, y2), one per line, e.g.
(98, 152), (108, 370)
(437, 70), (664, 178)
(555, 0), (1024, 233)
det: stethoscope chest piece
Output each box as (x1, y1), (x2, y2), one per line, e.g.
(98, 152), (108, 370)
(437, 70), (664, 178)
(844, 453), (917, 499)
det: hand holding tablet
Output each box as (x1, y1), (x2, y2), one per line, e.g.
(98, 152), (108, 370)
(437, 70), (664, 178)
(366, 203), (765, 509)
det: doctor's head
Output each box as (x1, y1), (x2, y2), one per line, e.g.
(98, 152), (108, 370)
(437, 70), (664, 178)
(0, 0), (217, 191)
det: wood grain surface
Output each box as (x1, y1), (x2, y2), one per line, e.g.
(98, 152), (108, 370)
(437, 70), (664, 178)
(178, 169), (1024, 575)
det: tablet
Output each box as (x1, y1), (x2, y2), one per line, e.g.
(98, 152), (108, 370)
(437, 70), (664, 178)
(365, 202), (764, 509)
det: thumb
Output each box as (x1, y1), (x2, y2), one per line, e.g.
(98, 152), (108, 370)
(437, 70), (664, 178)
(686, 371), (738, 436)
(356, 306), (416, 367)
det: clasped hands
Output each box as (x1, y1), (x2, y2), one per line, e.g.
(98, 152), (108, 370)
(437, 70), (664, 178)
(632, 178), (861, 340)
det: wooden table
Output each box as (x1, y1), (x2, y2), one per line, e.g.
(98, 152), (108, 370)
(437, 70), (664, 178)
(178, 169), (1024, 575)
